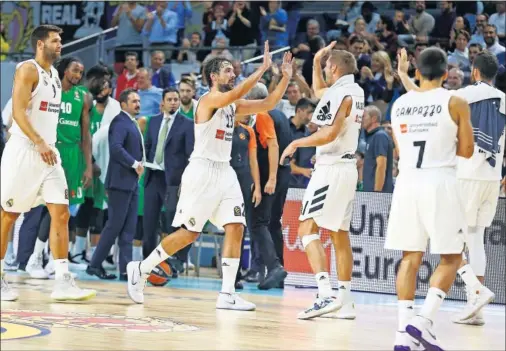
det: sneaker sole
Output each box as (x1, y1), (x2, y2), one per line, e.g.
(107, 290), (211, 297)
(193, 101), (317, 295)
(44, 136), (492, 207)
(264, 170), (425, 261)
(460, 293), (495, 320)
(51, 291), (96, 301)
(453, 318), (485, 326)
(405, 325), (443, 351)
(298, 301), (342, 320)
(216, 304), (256, 311)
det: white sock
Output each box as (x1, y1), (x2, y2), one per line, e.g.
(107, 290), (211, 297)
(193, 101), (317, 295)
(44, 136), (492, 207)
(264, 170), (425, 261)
(1, 259), (4, 275)
(398, 300), (415, 331)
(33, 238), (46, 256)
(458, 264), (483, 293)
(6, 242), (14, 256)
(140, 244), (169, 275)
(73, 236), (87, 256)
(337, 280), (352, 301)
(315, 272), (333, 298)
(133, 246), (143, 262)
(221, 258), (240, 294)
(54, 259), (69, 280)
(419, 287), (446, 322)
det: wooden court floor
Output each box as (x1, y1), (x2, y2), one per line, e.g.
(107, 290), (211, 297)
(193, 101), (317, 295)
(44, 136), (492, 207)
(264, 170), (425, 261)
(1, 274), (505, 350)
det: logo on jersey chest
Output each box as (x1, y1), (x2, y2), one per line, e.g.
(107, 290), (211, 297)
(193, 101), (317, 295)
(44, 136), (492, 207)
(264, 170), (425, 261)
(39, 101), (60, 113)
(400, 124), (408, 133)
(40, 101), (48, 111)
(216, 129), (225, 140)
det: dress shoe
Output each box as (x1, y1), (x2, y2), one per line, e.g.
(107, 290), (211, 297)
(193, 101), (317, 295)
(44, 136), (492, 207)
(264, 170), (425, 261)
(86, 265), (117, 280)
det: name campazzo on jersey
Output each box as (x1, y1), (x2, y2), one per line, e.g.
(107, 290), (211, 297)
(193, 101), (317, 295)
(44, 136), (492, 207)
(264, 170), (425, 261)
(396, 104), (442, 118)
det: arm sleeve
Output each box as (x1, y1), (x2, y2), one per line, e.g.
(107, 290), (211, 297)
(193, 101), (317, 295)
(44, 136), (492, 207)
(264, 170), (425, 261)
(255, 113), (277, 148)
(245, 125), (257, 152)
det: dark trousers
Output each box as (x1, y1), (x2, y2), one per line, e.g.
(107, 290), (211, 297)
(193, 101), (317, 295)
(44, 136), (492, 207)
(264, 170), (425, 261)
(17, 206), (47, 268)
(90, 188), (138, 275)
(143, 171), (166, 256)
(250, 166), (291, 271)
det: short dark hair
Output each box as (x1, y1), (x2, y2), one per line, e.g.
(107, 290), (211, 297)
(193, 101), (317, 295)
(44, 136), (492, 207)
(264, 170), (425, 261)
(295, 98), (316, 112)
(349, 36), (366, 46)
(380, 15), (395, 32)
(473, 50), (499, 81)
(191, 31), (202, 40)
(417, 47), (448, 80)
(119, 88), (137, 105)
(203, 57), (232, 88)
(55, 56), (83, 80)
(31, 25), (63, 50)
(162, 87), (180, 100)
(469, 43), (483, 51)
(124, 51), (138, 61)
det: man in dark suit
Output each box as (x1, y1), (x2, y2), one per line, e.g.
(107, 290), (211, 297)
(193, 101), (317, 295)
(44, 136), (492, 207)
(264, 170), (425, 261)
(143, 88), (194, 259)
(87, 88), (145, 280)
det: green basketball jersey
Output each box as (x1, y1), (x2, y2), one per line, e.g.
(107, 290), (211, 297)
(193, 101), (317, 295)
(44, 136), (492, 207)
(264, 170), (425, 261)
(57, 86), (85, 144)
(89, 105), (103, 135)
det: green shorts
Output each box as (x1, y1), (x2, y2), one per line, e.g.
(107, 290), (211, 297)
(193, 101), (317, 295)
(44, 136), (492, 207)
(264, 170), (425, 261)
(56, 143), (85, 205)
(84, 176), (108, 209)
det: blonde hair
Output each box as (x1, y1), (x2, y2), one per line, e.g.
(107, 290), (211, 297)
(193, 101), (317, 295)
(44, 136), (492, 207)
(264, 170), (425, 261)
(329, 50), (358, 75)
(371, 50), (392, 74)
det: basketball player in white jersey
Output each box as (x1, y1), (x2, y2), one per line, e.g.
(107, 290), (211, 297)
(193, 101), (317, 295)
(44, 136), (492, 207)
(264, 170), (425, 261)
(127, 42), (294, 310)
(397, 50), (501, 326)
(279, 42), (365, 320)
(0, 25), (96, 302)
(385, 47), (474, 351)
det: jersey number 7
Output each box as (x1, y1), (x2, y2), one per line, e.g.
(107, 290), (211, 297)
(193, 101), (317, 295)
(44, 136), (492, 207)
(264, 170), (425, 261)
(413, 140), (426, 168)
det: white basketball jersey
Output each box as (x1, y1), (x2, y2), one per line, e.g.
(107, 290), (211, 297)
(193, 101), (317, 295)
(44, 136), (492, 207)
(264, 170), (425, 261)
(9, 59), (62, 145)
(392, 88), (457, 171)
(453, 82), (506, 181)
(190, 93), (235, 163)
(311, 74), (364, 164)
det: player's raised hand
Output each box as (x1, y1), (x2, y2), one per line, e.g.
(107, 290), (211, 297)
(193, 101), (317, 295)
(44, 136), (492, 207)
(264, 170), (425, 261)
(314, 41), (336, 61)
(36, 141), (58, 166)
(397, 48), (410, 75)
(280, 52), (293, 79)
(261, 41), (272, 71)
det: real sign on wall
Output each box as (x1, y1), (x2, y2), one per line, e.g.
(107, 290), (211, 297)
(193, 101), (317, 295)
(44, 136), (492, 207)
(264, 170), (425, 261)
(40, 2), (106, 42)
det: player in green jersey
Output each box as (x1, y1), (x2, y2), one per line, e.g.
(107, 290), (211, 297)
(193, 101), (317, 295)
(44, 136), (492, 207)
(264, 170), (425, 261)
(56, 57), (93, 263)
(55, 57), (93, 205)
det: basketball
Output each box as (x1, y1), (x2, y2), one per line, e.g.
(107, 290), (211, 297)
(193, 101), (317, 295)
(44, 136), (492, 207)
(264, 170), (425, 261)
(147, 261), (171, 287)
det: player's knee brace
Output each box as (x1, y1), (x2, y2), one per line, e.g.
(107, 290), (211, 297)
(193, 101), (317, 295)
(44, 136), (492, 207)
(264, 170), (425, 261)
(467, 226), (486, 276)
(301, 233), (320, 250)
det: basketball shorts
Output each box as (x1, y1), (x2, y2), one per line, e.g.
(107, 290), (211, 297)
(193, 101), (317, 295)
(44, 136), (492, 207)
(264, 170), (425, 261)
(459, 179), (500, 228)
(299, 162), (357, 232)
(83, 176), (108, 210)
(56, 143), (85, 205)
(173, 159), (246, 232)
(1, 136), (68, 213)
(385, 168), (467, 254)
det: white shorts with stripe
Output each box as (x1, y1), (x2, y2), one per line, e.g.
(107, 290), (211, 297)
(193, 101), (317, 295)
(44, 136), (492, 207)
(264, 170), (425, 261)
(1, 135), (68, 213)
(299, 162), (357, 232)
(458, 179), (500, 228)
(385, 168), (467, 254)
(172, 158), (246, 232)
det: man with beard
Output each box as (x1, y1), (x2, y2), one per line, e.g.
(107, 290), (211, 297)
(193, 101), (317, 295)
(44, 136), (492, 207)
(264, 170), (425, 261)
(127, 43), (293, 311)
(88, 89), (145, 281)
(142, 88), (194, 264)
(483, 24), (505, 56)
(178, 77), (197, 120)
(1, 25), (95, 301)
